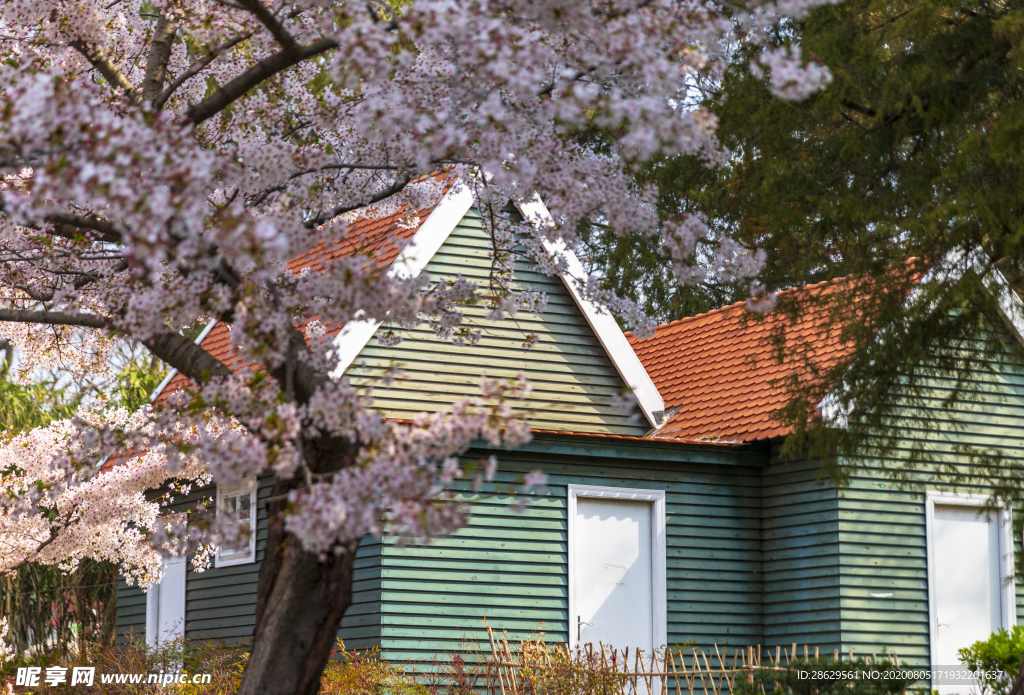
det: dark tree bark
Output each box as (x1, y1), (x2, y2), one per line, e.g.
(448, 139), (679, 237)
(12, 10), (395, 690)
(240, 475), (360, 695)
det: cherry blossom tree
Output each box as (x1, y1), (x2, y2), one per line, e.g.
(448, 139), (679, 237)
(0, 0), (833, 692)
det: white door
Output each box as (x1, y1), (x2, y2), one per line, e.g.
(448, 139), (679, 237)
(146, 556), (186, 646)
(932, 505), (1002, 695)
(573, 497), (654, 653)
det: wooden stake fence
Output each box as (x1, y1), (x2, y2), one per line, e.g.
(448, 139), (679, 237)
(486, 625), (900, 695)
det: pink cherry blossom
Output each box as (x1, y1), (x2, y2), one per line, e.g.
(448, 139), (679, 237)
(0, 0), (835, 586)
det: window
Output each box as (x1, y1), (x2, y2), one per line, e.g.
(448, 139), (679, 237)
(215, 480), (257, 567)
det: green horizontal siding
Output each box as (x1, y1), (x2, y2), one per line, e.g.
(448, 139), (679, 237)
(184, 478), (270, 643)
(116, 475), (382, 649)
(836, 342), (1024, 665)
(377, 450), (764, 665)
(115, 582), (147, 645)
(762, 450), (841, 650)
(347, 209), (649, 438)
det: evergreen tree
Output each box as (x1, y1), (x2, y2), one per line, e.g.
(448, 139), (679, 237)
(593, 0), (1024, 498)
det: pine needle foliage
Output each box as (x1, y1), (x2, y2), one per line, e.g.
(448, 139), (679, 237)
(585, 0), (1024, 524)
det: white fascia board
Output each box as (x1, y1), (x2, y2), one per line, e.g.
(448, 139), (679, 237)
(328, 182), (475, 379)
(977, 258), (1024, 347)
(148, 320), (219, 403)
(516, 195), (666, 428)
(817, 246), (1024, 427)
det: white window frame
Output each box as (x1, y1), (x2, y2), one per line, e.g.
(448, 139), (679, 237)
(215, 479), (257, 568)
(924, 491), (1016, 674)
(567, 484), (667, 651)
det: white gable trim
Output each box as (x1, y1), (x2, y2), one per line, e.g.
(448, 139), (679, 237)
(328, 182), (475, 379)
(322, 184), (666, 429)
(818, 247), (1024, 427)
(148, 320), (219, 403)
(516, 196), (666, 428)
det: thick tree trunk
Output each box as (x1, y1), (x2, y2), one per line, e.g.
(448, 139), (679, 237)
(239, 481), (360, 695)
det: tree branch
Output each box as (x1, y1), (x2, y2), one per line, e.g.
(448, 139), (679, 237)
(303, 175), (412, 229)
(246, 162), (403, 209)
(154, 31), (255, 110)
(238, 0), (298, 51)
(44, 213), (124, 244)
(70, 41), (141, 105)
(0, 308), (109, 329)
(10, 260), (129, 303)
(142, 14), (179, 103)
(143, 331), (233, 383)
(184, 38), (338, 126)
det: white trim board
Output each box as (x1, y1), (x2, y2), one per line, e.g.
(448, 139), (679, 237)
(516, 196), (666, 428)
(329, 182), (476, 379)
(159, 182), (666, 429)
(566, 484), (668, 652)
(924, 490), (1015, 682)
(324, 184), (666, 430)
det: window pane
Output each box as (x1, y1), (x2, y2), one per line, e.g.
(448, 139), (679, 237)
(238, 494), (251, 522)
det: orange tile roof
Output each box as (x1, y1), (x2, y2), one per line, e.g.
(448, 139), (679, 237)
(629, 276), (890, 444)
(154, 188), (446, 404)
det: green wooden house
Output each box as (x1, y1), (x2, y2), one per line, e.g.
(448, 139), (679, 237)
(117, 185), (1024, 681)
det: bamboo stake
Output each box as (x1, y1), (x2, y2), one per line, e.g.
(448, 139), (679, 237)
(682, 647), (696, 695)
(714, 643), (729, 693)
(624, 646), (631, 695)
(669, 647), (685, 695)
(487, 626), (508, 695)
(637, 648), (643, 695)
(598, 642), (611, 695)
(702, 650), (720, 695)
(662, 650), (670, 695)
(693, 648), (708, 695)
(478, 635), (899, 695)
(504, 640), (519, 695)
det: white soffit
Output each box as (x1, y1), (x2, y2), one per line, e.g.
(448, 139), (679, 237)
(328, 182), (475, 379)
(515, 195), (666, 428)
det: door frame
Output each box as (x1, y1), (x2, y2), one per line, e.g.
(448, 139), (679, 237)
(145, 555), (187, 646)
(924, 491), (1016, 675)
(567, 484), (667, 651)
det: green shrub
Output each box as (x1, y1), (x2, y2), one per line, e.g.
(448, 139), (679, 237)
(959, 627), (1024, 695)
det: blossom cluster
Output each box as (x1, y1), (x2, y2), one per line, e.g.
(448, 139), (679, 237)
(0, 407), (206, 587)
(0, 0), (836, 583)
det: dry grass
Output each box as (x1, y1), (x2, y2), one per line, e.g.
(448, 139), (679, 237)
(0, 637), (500, 694)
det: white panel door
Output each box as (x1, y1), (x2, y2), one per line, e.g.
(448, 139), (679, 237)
(574, 497), (653, 653)
(146, 556), (186, 646)
(933, 505), (1001, 694)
